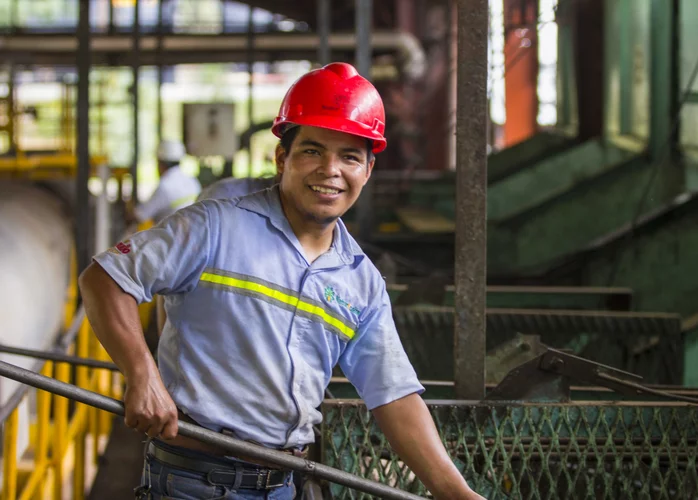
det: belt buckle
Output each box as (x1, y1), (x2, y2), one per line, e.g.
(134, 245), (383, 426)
(255, 470), (268, 490)
(255, 469), (273, 490)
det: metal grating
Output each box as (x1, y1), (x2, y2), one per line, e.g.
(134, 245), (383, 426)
(321, 401), (698, 499)
(391, 306), (683, 384)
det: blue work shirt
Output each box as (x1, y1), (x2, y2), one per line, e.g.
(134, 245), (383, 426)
(94, 186), (424, 449)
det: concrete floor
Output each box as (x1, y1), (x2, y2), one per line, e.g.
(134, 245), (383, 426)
(87, 417), (145, 499)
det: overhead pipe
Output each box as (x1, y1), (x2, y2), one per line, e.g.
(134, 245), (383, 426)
(0, 32), (427, 80)
(0, 359), (423, 500)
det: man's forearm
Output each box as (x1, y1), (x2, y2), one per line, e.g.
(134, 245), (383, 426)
(372, 393), (478, 500)
(79, 263), (157, 381)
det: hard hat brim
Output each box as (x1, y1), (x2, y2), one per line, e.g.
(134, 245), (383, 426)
(272, 115), (387, 154)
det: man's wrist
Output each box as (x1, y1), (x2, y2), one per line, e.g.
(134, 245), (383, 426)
(123, 352), (158, 382)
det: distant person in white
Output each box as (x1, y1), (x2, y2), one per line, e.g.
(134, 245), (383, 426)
(196, 176), (278, 202)
(129, 140), (202, 224)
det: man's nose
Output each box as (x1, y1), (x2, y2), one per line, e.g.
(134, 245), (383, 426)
(317, 153), (342, 176)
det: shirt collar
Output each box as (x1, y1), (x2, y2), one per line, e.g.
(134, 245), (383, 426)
(236, 185), (364, 266)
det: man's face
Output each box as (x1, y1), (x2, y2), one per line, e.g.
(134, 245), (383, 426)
(276, 126), (374, 226)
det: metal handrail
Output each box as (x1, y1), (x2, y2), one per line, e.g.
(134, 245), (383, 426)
(0, 359), (423, 500)
(0, 306), (85, 424)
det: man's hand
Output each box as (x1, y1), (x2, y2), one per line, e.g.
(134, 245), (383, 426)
(372, 394), (487, 500)
(124, 370), (178, 440)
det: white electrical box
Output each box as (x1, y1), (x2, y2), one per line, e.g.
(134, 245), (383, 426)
(183, 103), (238, 159)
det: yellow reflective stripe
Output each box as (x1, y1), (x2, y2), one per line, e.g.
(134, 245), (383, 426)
(170, 194), (196, 209)
(295, 300), (355, 338)
(199, 272), (356, 339)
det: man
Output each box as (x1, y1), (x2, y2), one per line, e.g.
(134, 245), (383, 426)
(128, 139), (202, 224)
(80, 63), (484, 500)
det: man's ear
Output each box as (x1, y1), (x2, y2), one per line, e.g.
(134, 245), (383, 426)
(275, 144), (287, 176)
(363, 158), (375, 186)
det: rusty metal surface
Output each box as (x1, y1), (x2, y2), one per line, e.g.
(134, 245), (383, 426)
(454, 0), (488, 400)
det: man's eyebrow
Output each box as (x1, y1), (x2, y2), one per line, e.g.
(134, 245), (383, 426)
(340, 147), (365, 156)
(297, 140), (327, 150)
(297, 140), (365, 157)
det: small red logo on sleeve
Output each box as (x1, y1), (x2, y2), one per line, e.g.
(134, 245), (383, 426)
(115, 240), (132, 254)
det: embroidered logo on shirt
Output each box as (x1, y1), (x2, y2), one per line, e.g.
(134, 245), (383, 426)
(108, 240), (132, 255)
(324, 286), (362, 317)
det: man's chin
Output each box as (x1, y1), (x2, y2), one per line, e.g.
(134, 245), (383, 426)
(304, 209), (342, 226)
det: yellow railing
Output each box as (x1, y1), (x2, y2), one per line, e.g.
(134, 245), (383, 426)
(0, 316), (125, 500)
(1, 256), (153, 499)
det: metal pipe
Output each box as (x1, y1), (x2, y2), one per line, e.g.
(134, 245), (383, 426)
(156, 0), (164, 142)
(0, 344), (118, 371)
(7, 64), (15, 153)
(247, 6), (255, 178)
(354, 0), (374, 242)
(1, 33), (426, 78)
(317, 0), (331, 65)
(454, 0), (488, 400)
(0, 360), (423, 500)
(76, 0), (91, 274)
(108, 0), (114, 35)
(355, 0), (372, 77)
(132, 0), (141, 203)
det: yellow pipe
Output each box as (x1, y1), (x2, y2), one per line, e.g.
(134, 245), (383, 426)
(36, 362), (53, 457)
(52, 363), (70, 499)
(73, 434), (86, 500)
(2, 408), (19, 500)
(17, 460), (49, 500)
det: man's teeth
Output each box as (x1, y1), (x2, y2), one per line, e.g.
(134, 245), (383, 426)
(311, 186), (340, 194)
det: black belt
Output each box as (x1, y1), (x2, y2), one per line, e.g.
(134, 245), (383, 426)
(147, 442), (289, 490)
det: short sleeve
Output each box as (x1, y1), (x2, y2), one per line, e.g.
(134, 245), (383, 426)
(94, 201), (212, 304)
(339, 282), (424, 410)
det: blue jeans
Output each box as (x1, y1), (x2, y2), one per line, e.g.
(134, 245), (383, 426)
(137, 450), (296, 500)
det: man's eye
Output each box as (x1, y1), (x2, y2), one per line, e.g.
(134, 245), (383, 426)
(345, 155), (360, 162)
(304, 149), (320, 155)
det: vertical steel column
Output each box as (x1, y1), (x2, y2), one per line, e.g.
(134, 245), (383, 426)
(355, 0), (372, 78)
(131, 0), (141, 202)
(9, 0), (17, 34)
(317, 0), (331, 66)
(454, 0), (488, 400)
(108, 0), (114, 35)
(247, 6), (255, 177)
(650, 0), (675, 160)
(76, 0), (91, 274)
(7, 65), (15, 153)
(354, 0), (373, 242)
(156, 0), (164, 142)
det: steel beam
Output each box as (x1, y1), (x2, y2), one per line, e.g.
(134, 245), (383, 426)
(354, 0), (372, 77)
(354, 0), (373, 242)
(131, 0), (141, 203)
(247, 6), (255, 177)
(317, 0), (331, 65)
(76, 0), (91, 274)
(454, 0), (488, 400)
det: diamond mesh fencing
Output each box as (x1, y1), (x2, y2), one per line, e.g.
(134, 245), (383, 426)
(321, 401), (698, 499)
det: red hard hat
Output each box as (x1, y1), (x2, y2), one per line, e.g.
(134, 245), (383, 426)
(272, 63), (387, 153)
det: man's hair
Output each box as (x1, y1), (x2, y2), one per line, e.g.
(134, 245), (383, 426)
(279, 126), (375, 163)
